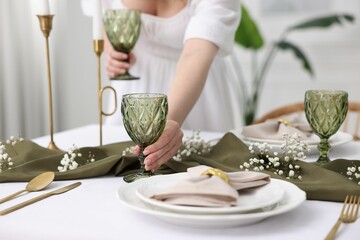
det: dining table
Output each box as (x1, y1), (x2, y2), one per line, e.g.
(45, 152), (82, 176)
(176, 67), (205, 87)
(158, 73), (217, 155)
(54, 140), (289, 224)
(1, 124), (359, 240)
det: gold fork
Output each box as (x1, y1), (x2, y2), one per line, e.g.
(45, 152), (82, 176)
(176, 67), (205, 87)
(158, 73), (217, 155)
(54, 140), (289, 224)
(325, 195), (360, 240)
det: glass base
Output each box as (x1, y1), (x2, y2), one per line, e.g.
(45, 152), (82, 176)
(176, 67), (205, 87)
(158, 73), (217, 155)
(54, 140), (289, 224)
(123, 171), (154, 183)
(110, 73), (139, 81)
(316, 156), (330, 164)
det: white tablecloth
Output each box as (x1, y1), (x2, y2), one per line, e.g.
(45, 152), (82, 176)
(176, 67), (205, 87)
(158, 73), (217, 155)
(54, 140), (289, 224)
(1, 124), (359, 240)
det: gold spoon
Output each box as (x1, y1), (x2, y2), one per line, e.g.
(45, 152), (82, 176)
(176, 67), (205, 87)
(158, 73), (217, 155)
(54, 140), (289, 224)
(0, 172), (55, 204)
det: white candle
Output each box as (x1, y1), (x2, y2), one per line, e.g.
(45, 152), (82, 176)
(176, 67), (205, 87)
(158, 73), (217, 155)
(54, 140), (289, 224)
(37, 0), (50, 15)
(93, 0), (103, 40)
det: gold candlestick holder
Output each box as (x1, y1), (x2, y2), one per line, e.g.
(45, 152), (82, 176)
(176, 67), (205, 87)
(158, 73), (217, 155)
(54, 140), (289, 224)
(93, 40), (117, 145)
(37, 15), (61, 151)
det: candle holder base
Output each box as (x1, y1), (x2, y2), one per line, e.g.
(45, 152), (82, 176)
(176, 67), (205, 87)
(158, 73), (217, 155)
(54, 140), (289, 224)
(48, 141), (61, 152)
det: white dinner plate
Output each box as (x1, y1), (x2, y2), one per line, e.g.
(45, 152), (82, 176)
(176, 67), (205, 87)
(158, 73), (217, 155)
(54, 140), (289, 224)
(232, 130), (352, 155)
(116, 174), (306, 228)
(135, 173), (284, 215)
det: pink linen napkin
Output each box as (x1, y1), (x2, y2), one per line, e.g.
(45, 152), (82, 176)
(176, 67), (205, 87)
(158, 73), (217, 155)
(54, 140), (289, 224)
(151, 166), (270, 207)
(242, 115), (313, 141)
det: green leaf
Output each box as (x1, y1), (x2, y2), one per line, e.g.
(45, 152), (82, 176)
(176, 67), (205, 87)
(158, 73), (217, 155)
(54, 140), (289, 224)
(234, 4), (264, 50)
(276, 41), (314, 77)
(287, 14), (355, 32)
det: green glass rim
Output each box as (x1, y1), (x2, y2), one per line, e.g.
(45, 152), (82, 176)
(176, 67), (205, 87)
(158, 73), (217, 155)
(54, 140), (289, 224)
(104, 9), (141, 15)
(305, 90), (348, 96)
(122, 93), (167, 99)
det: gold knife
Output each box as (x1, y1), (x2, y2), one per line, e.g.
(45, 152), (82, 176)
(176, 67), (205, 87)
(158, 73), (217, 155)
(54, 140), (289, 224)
(0, 182), (81, 216)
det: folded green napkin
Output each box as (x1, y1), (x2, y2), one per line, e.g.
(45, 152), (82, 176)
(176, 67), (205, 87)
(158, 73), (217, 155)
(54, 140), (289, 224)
(0, 133), (359, 202)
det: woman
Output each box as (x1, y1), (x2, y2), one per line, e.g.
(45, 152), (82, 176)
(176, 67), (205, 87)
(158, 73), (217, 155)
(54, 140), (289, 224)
(82, 0), (241, 171)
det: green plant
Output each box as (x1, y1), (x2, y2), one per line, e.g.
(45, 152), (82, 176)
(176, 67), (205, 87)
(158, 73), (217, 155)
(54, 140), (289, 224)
(233, 4), (355, 126)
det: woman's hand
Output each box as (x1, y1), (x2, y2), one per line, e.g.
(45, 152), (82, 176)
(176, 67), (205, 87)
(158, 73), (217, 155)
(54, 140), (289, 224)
(138, 120), (183, 172)
(104, 36), (135, 78)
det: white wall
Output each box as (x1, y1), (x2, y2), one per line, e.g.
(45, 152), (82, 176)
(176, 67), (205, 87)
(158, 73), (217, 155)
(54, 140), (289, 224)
(50, 0), (101, 133)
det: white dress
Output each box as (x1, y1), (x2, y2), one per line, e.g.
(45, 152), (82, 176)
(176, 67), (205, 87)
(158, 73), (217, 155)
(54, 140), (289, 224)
(82, 0), (242, 132)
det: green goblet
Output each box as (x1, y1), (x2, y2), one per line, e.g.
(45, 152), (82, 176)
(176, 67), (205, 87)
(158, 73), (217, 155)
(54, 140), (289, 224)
(121, 93), (168, 182)
(304, 90), (348, 163)
(104, 9), (141, 80)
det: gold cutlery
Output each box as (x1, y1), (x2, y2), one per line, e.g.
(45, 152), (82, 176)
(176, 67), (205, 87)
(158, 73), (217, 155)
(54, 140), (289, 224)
(0, 172), (55, 204)
(325, 195), (360, 240)
(0, 182), (81, 216)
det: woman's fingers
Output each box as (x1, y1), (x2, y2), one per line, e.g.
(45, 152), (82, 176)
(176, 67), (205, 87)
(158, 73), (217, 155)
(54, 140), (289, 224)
(105, 52), (131, 76)
(106, 59), (126, 76)
(133, 145), (140, 155)
(145, 130), (183, 171)
(143, 120), (183, 171)
(108, 49), (128, 60)
(104, 37), (136, 78)
(128, 52), (136, 65)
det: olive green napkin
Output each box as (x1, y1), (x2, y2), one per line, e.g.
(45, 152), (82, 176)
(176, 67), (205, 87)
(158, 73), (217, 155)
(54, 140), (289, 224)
(0, 133), (359, 202)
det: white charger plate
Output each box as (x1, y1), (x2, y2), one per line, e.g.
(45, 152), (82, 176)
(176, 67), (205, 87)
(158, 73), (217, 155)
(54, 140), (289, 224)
(116, 174), (306, 228)
(135, 173), (284, 215)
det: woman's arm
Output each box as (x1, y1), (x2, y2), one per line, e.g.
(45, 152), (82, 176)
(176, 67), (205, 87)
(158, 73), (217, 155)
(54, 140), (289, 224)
(168, 38), (219, 125)
(143, 38), (219, 171)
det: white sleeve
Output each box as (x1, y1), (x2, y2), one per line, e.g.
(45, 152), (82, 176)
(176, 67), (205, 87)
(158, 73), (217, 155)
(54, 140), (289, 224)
(184, 0), (241, 57)
(81, 0), (113, 16)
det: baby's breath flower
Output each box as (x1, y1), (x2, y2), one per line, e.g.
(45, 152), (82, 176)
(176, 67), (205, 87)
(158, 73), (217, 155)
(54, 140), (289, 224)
(346, 165), (360, 185)
(0, 135), (23, 173)
(122, 146), (136, 156)
(58, 144), (80, 172)
(172, 130), (212, 162)
(57, 146), (99, 172)
(239, 133), (307, 180)
(86, 152), (96, 164)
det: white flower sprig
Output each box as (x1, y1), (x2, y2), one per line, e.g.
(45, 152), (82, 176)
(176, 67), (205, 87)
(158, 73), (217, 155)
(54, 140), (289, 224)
(58, 145), (82, 172)
(346, 166), (360, 185)
(57, 146), (101, 172)
(7, 135), (24, 144)
(86, 151), (96, 164)
(122, 146), (136, 156)
(280, 133), (309, 162)
(172, 130), (212, 161)
(0, 136), (24, 173)
(0, 143), (12, 173)
(240, 133), (310, 180)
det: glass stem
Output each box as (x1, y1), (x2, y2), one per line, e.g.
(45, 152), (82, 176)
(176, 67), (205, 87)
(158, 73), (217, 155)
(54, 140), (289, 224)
(138, 146), (152, 174)
(317, 137), (331, 163)
(123, 55), (130, 76)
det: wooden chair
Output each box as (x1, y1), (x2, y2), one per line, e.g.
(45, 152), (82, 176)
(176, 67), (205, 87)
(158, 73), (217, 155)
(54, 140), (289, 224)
(252, 102), (360, 141)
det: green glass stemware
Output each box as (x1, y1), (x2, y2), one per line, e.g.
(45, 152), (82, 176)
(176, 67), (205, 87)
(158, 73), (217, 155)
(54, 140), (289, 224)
(104, 9), (141, 80)
(304, 90), (348, 163)
(121, 93), (168, 182)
